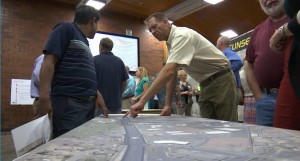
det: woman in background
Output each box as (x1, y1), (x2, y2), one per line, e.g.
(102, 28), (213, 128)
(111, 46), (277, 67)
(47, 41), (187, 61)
(131, 67), (152, 109)
(177, 70), (193, 116)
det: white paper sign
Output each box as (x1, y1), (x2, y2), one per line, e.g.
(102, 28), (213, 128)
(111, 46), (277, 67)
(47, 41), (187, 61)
(11, 114), (52, 157)
(10, 79), (34, 105)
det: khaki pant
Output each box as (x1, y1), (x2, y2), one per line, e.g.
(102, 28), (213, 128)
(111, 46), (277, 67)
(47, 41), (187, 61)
(199, 71), (238, 122)
(122, 97), (133, 109)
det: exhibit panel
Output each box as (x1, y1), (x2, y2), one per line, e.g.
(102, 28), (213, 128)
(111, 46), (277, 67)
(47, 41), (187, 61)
(14, 115), (300, 161)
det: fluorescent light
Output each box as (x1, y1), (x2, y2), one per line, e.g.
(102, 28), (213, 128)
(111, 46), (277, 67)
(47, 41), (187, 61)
(85, 0), (105, 10)
(220, 29), (238, 38)
(204, 0), (224, 5)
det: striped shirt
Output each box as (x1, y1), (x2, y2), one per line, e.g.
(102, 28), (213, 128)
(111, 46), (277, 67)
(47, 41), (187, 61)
(43, 22), (97, 97)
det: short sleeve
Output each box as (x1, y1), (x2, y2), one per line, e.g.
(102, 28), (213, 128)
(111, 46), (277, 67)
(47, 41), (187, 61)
(245, 31), (256, 64)
(141, 77), (151, 86)
(288, 16), (300, 39)
(43, 23), (74, 58)
(167, 34), (195, 66)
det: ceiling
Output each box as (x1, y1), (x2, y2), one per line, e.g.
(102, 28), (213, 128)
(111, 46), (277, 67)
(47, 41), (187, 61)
(54, 0), (268, 43)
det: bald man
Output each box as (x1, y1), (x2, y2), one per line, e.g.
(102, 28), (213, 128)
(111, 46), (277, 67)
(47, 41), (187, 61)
(216, 36), (243, 109)
(216, 36), (243, 89)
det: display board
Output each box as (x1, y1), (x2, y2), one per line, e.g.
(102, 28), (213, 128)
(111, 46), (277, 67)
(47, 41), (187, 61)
(230, 30), (253, 59)
(88, 31), (140, 72)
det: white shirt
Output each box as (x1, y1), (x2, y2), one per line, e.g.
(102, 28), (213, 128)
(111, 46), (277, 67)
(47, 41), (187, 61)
(240, 69), (253, 96)
(30, 54), (44, 98)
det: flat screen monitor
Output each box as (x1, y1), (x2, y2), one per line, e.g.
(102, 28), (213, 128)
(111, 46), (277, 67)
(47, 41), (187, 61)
(88, 31), (140, 72)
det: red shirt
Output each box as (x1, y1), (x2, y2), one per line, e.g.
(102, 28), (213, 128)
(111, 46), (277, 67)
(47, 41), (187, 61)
(246, 16), (290, 88)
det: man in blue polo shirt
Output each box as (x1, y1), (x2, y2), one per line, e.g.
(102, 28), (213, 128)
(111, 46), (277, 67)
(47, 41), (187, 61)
(94, 38), (128, 114)
(38, 5), (108, 138)
(216, 36), (243, 105)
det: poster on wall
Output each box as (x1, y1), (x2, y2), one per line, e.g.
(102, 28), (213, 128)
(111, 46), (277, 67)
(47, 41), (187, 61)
(11, 79), (34, 105)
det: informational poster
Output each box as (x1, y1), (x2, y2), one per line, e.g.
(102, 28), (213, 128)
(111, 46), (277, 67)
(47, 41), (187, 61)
(10, 79), (34, 105)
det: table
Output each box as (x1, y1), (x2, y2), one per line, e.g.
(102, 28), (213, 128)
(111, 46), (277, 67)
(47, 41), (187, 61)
(14, 115), (300, 161)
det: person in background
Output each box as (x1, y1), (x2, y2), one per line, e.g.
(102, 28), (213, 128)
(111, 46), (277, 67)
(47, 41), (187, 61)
(155, 77), (179, 113)
(216, 36), (243, 107)
(193, 84), (201, 103)
(122, 66), (136, 98)
(244, 0), (289, 126)
(94, 38), (128, 114)
(240, 68), (256, 124)
(131, 67), (151, 109)
(38, 5), (108, 138)
(151, 62), (178, 111)
(177, 70), (193, 116)
(269, 0), (300, 130)
(125, 12), (237, 122)
(30, 54), (44, 117)
(122, 65), (136, 109)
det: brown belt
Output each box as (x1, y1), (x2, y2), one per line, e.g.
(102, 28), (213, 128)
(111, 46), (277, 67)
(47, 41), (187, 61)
(201, 68), (231, 87)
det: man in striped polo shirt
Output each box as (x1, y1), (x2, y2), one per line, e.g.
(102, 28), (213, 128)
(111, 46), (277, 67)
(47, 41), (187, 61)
(38, 5), (108, 138)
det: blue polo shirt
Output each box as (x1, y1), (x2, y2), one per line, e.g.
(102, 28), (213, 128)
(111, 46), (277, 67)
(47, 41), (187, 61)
(223, 47), (243, 88)
(94, 51), (128, 112)
(43, 22), (97, 97)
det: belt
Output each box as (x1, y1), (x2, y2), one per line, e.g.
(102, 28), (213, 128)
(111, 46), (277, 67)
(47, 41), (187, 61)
(201, 68), (231, 87)
(72, 95), (97, 102)
(265, 88), (279, 95)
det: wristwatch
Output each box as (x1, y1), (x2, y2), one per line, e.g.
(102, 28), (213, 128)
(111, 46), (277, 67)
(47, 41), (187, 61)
(278, 24), (286, 37)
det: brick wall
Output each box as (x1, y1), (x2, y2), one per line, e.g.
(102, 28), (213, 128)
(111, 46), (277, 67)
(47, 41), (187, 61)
(1, 0), (164, 130)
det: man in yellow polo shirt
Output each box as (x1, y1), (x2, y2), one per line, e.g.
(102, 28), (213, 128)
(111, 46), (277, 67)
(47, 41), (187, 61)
(125, 12), (237, 122)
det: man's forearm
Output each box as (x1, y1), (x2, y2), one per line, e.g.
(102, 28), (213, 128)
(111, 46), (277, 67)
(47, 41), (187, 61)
(96, 90), (106, 107)
(165, 72), (177, 106)
(244, 61), (262, 98)
(39, 55), (56, 98)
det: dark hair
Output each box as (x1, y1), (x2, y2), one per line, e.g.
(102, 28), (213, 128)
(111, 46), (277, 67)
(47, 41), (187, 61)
(74, 5), (100, 24)
(100, 37), (114, 51)
(144, 12), (168, 24)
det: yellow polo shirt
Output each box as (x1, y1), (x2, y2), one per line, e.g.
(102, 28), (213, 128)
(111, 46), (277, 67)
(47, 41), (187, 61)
(166, 25), (230, 82)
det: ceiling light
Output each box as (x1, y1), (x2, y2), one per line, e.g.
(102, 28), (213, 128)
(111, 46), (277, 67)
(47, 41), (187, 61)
(220, 29), (238, 38)
(85, 0), (105, 10)
(204, 0), (224, 5)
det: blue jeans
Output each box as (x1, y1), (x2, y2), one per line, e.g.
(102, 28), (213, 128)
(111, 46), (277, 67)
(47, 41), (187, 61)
(255, 93), (277, 126)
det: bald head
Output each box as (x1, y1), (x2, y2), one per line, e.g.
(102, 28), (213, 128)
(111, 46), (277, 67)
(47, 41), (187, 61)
(216, 36), (231, 51)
